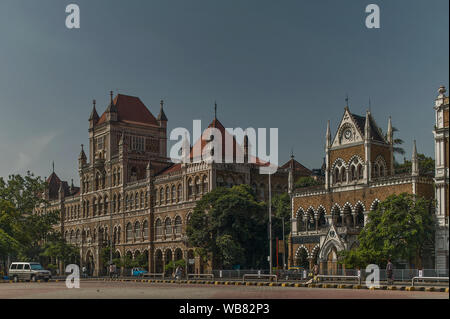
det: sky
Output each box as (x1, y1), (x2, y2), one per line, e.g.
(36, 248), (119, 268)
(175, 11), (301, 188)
(0, 0), (448, 184)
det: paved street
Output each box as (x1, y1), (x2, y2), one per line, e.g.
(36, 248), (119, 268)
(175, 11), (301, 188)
(0, 281), (447, 299)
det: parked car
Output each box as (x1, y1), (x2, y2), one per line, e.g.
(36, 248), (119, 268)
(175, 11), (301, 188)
(131, 267), (148, 277)
(9, 262), (52, 282)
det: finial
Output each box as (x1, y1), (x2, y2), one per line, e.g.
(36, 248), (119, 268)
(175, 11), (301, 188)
(52, 161), (54, 173)
(214, 101), (217, 119)
(368, 97), (372, 113)
(110, 90), (114, 102)
(345, 94), (349, 108)
(93, 99), (96, 107)
(160, 100), (164, 108)
(81, 144), (84, 151)
(438, 85), (446, 96)
(290, 148), (294, 160)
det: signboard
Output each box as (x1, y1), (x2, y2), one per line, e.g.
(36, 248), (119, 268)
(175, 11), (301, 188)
(292, 236), (320, 244)
(357, 270), (361, 277)
(188, 259), (195, 265)
(419, 270), (423, 277)
(303, 270), (307, 279)
(219, 270), (223, 278)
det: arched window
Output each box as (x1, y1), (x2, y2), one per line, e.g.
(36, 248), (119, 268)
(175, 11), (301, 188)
(126, 223), (132, 242)
(159, 188), (164, 205)
(165, 218), (172, 235)
(156, 219), (163, 237)
(175, 216), (182, 235)
(188, 178), (193, 198)
(113, 194), (117, 212)
(195, 177), (201, 194)
(134, 221), (141, 240)
(135, 192), (139, 209)
(143, 220), (149, 239)
(104, 196), (108, 214)
(340, 167), (346, 183)
(202, 175), (208, 193)
(140, 192), (144, 208)
(172, 185), (176, 203)
(117, 194), (121, 211)
(357, 164), (363, 180)
(93, 197), (97, 215)
(177, 184), (183, 202)
(125, 194), (129, 210)
(165, 187), (170, 204)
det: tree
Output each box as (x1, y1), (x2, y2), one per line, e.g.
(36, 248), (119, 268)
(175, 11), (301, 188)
(294, 176), (320, 189)
(0, 172), (59, 263)
(339, 193), (435, 268)
(41, 236), (80, 265)
(381, 126), (405, 155)
(186, 185), (268, 269)
(395, 153), (435, 176)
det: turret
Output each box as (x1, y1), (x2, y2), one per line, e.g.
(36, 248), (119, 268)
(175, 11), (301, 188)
(105, 91), (118, 122)
(89, 99), (99, 129)
(325, 120), (331, 189)
(412, 140), (419, 176)
(387, 116), (393, 144)
(364, 111), (371, 183)
(157, 100), (168, 127)
(78, 144), (87, 168)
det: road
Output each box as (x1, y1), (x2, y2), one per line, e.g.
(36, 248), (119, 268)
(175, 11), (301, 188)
(0, 281), (447, 299)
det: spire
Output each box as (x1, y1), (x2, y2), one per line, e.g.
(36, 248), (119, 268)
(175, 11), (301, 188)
(214, 101), (217, 119)
(89, 99), (99, 122)
(345, 94), (349, 109)
(412, 140), (419, 176)
(79, 144), (87, 160)
(157, 100), (168, 121)
(52, 161), (55, 173)
(387, 116), (393, 144)
(288, 151), (294, 196)
(364, 111), (371, 140)
(326, 120), (331, 148)
(106, 91), (117, 113)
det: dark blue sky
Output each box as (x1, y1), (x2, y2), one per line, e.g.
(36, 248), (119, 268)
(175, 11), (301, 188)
(0, 0), (448, 183)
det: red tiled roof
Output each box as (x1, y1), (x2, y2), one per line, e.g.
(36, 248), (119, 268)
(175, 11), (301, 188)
(97, 94), (158, 126)
(158, 163), (182, 176)
(281, 159), (312, 176)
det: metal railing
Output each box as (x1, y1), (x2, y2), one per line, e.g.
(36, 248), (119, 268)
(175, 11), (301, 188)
(411, 276), (449, 287)
(187, 273), (214, 280)
(316, 275), (361, 285)
(242, 274), (277, 282)
(142, 273), (165, 279)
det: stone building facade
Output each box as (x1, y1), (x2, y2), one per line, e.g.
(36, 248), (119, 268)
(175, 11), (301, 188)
(288, 104), (435, 273)
(433, 86), (449, 272)
(34, 92), (311, 276)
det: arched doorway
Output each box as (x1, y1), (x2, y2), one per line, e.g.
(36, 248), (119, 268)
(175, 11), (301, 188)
(187, 250), (195, 274)
(86, 250), (95, 276)
(154, 250), (163, 273)
(295, 247), (310, 270)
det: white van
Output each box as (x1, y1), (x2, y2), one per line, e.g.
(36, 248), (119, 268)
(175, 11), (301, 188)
(9, 262), (51, 282)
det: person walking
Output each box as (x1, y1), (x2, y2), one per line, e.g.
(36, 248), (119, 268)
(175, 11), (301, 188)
(313, 264), (319, 282)
(386, 259), (394, 285)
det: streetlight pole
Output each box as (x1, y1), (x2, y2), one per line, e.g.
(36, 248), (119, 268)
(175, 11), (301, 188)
(268, 173), (272, 275)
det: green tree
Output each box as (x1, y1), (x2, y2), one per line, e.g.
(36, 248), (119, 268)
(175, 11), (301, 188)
(395, 153), (435, 176)
(0, 172), (59, 263)
(294, 176), (320, 188)
(41, 236), (80, 265)
(340, 193), (435, 268)
(186, 185), (268, 269)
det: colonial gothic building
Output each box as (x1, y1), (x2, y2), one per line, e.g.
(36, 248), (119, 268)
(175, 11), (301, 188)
(288, 103), (435, 273)
(433, 86), (449, 272)
(35, 92), (311, 276)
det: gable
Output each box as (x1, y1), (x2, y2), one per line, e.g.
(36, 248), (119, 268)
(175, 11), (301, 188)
(331, 108), (364, 147)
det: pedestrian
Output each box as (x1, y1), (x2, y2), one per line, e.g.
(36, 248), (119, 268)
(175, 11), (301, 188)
(175, 265), (181, 280)
(109, 263), (114, 278)
(313, 264), (319, 282)
(82, 266), (87, 278)
(386, 259), (394, 285)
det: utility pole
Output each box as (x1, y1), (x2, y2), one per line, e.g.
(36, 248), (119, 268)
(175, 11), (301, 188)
(269, 173), (272, 275)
